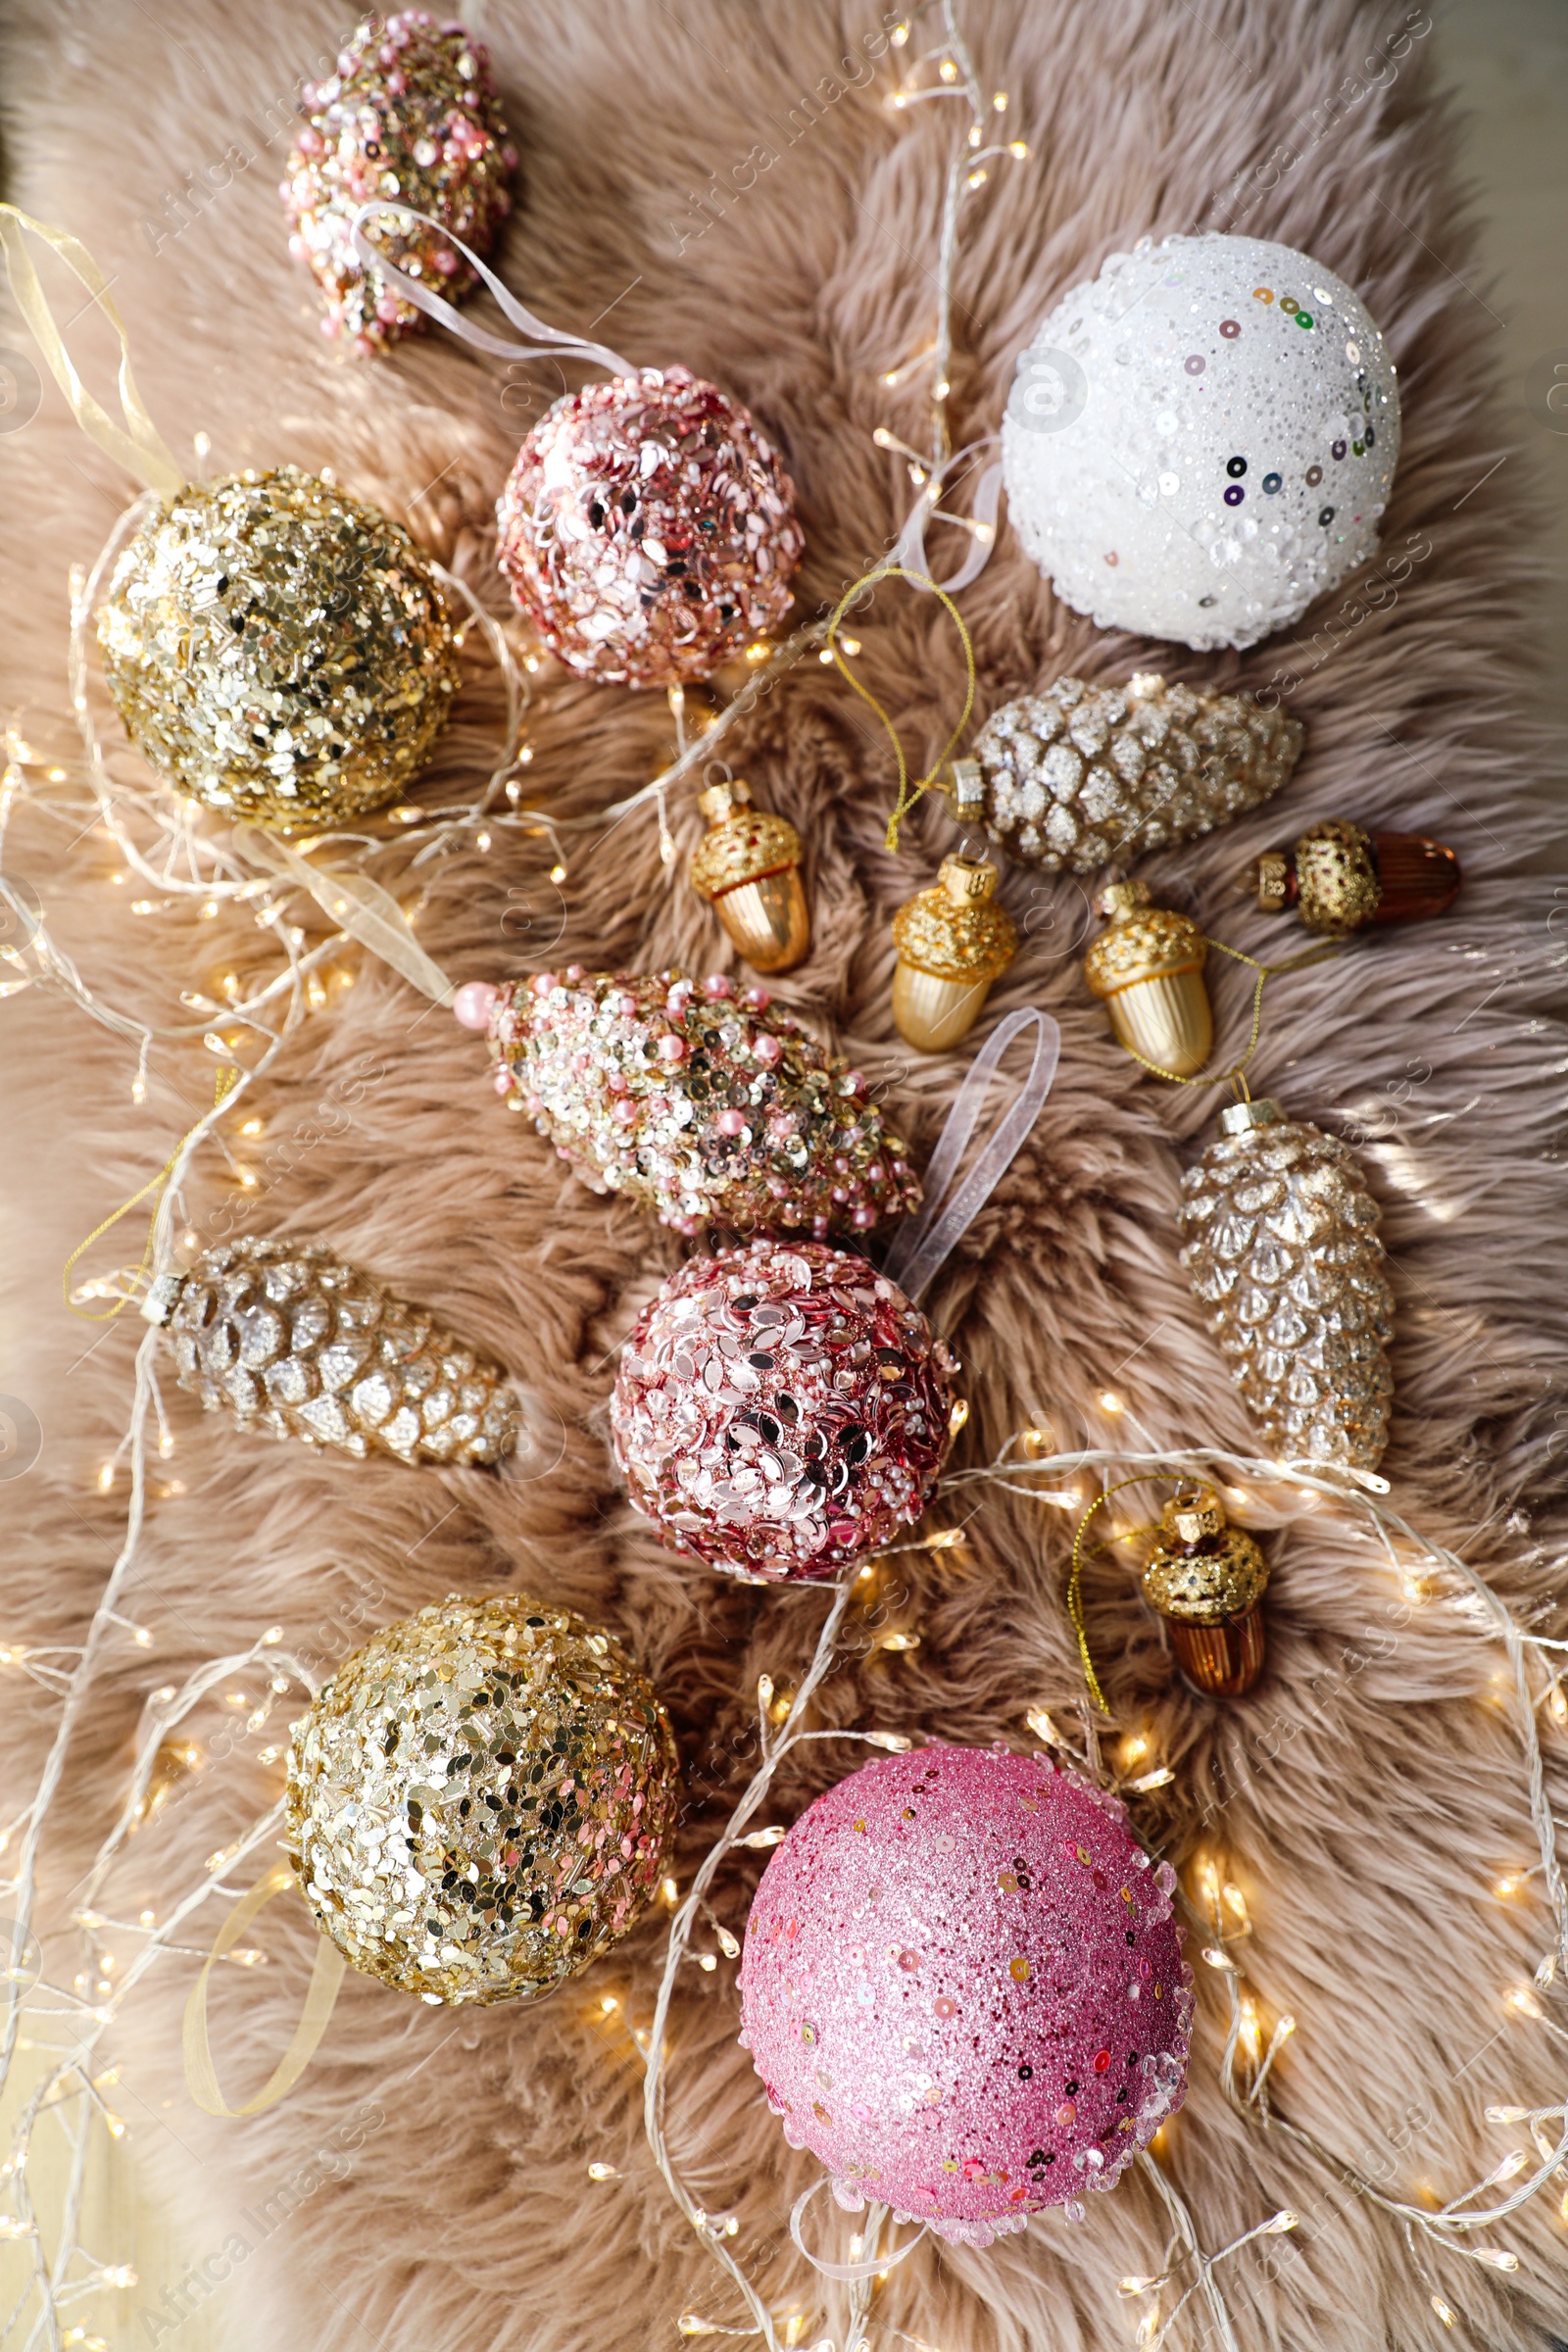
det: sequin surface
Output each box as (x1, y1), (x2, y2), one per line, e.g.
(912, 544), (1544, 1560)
(97, 466), (459, 827)
(1001, 233), (1400, 649)
(483, 967), (921, 1237)
(286, 1595), (681, 2004)
(496, 368), (803, 687)
(282, 10), (515, 353)
(738, 1746), (1192, 2244)
(612, 1239), (956, 1582)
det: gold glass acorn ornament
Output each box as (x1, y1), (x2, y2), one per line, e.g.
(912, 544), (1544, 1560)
(1245, 817), (1461, 936)
(1142, 1485), (1269, 1697)
(890, 854), (1018, 1052)
(1082, 881), (1212, 1077)
(688, 777), (810, 972)
(1178, 1098), (1394, 1476)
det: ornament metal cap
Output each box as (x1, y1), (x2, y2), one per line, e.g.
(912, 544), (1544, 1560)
(1217, 1096), (1284, 1135)
(1141, 1483), (1269, 1697)
(688, 777), (809, 973)
(890, 855), (1019, 1053)
(1244, 817), (1461, 935)
(1082, 879), (1213, 1078)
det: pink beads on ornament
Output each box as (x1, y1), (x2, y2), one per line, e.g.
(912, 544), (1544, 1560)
(495, 368), (803, 688)
(612, 1238), (956, 1582)
(738, 1746), (1192, 2244)
(283, 12), (515, 355)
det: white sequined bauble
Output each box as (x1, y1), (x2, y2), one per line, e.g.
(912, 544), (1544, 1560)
(1001, 233), (1400, 650)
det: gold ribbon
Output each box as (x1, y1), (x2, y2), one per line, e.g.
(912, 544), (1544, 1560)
(823, 564), (976, 852)
(183, 1860), (348, 2119)
(0, 205), (184, 496)
(1066, 1477), (1167, 1716)
(63, 1066), (239, 1320)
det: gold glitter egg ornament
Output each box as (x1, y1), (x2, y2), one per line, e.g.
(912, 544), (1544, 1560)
(890, 855), (1018, 1052)
(1082, 881), (1212, 1078)
(1179, 1097), (1394, 1475)
(1141, 1485), (1269, 1697)
(97, 466), (460, 828)
(283, 11), (516, 354)
(285, 1594), (681, 2005)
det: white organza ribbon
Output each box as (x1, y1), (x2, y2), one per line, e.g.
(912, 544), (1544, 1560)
(883, 1007), (1061, 1305)
(350, 201), (635, 377)
(892, 438), (1004, 595)
(788, 2180), (927, 2281)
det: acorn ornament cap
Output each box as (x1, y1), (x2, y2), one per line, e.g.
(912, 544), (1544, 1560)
(1083, 881), (1212, 1077)
(688, 777), (809, 972)
(142, 1237), (519, 1467)
(947, 673), (1303, 874)
(1246, 817), (1461, 935)
(891, 855), (1018, 1052)
(1141, 1485), (1269, 1696)
(453, 967), (920, 1238)
(1178, 1098), (1394, 1475)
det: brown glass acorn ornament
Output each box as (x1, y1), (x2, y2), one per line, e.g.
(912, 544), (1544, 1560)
(1244, 817), (1460, 936)
(688, 777), (809, 972)
(890, 854), (1018, 1052)
(1082, 880), (1213, 1077)
(1142, 1485), (1269, 1697)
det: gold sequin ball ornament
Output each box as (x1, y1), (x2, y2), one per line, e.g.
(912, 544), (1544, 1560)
(890, 856), (1018, 1052)
(945, 674), (1303, 873)
(451, 968), (921, 1238)
(142, 1237), (518, 1467)
(1178, 1099), (1394, 1475)
(688, 777), (809, 973)
(283, 11), (516, 354)
(1141, 1486), (1269, 1697)
(285, 1595), (681, 2004)
(97, 466), (460, 828)
(1244, 816), (1461, 935)
(1082, 881), (1213, 1078)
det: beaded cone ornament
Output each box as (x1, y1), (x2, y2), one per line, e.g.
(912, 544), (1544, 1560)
(97, 466), (460, 827)
(1178, 1098), (1394, 1474)
(946, 673), (1303, 875)
(611, 1238), (956, 1582)
(452, 968), (921, 1238)
(495, 367), (804, 688)
(283, 11), (516, 353)
(738, 1745), (1192, 2243)
(285, 1594), (681, 2003)
(143, 1237), (518, 1467)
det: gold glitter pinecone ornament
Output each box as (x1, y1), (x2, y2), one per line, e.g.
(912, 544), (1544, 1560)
(1083, 880), (1212, 1077)
(890, 855), (1018, 1051)
(1178, 1099), (1394, 1475)
(285, 1594), (681, 2004)
(143, 1237), (518, 1466)
(98, 466), (460, 828)
(1244, 816), (1462, 935)
(688, 777), (809, 972)
(946, 673), (1303, 873)
(1141, 1486), (1269, 1697)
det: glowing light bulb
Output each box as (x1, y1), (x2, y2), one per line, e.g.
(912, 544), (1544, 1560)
(550, 863), (567, 885)
(587, 2162), (619, 2181)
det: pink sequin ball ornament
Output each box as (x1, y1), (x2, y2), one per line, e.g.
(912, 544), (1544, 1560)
(453, 969), (921, 1239)
(495, 368), (804, 688)
(738, 1745), (1192, 2244)
(612, 1238), (956, 1582)
(283, 11), (516, 354)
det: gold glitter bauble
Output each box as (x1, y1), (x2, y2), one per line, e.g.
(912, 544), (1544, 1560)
(143, 1237), (518, 1467)
(97, 466), (460, 828)
(1178, 1100), (1394, 1474)
(285, 1595), (681, 2005)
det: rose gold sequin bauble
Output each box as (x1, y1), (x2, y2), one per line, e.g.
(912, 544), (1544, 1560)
(612, 1238), (956, 1582)
(495, 368), (803, 687)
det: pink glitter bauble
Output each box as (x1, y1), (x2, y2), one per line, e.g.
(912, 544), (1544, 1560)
(469, 967), (921, 1238)
(282, 11), (515, 356)
(738, 1746), (1192, 2245)
(495, 368), (804, 687)
(612, 1238), (956, 1582)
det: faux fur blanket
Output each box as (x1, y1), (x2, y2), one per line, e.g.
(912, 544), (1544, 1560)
(3, 3), (1566, 2349)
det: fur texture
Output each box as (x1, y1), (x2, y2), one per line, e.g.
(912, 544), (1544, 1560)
(2, 3), (1567, 2348)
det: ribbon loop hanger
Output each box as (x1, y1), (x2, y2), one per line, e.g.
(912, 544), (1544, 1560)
(351, 201), (635, 377)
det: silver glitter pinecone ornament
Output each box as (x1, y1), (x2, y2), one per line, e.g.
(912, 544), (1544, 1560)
(948, 673), (1303, 874)
(97, 466), (460, 827)
(143, 1237), (518, 1467)
(286, 1594), (681, 2004)
(1178, 1099), (1394, 1474)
